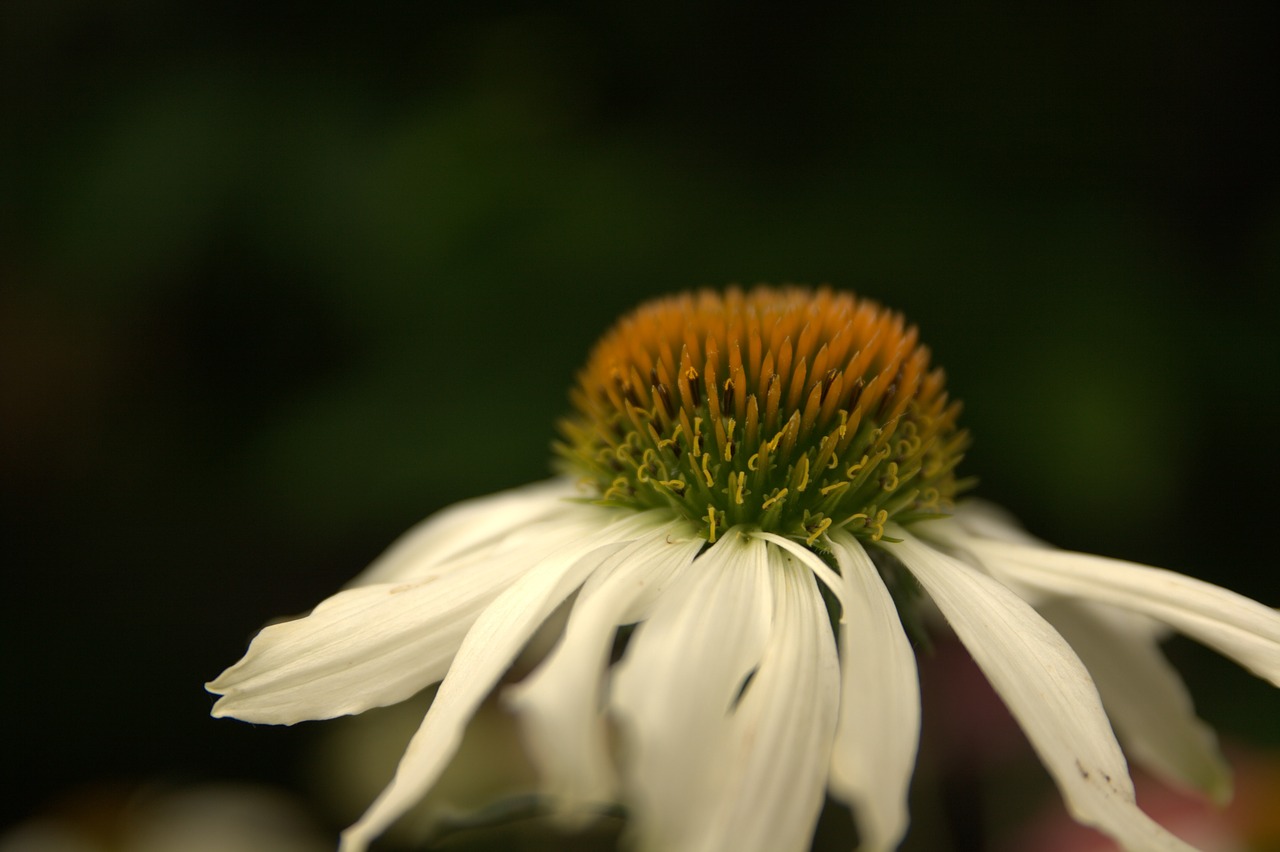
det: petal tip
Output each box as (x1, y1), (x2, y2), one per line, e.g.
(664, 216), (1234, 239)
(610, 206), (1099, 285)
(337, 827), (370, 852)
(207, 688), (253, 719)
(207, 696), (234, 720)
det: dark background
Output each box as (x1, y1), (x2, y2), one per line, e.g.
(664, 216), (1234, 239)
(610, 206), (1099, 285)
(4, 2), (1279, 850)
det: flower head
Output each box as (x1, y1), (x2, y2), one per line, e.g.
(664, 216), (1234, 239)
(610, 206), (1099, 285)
(558, 288), (968, 544)
(208, 286), (1280, 852)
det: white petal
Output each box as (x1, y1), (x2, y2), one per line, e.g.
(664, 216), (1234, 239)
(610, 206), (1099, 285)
(826, 529), (921, 852)
(687, 546), (840, 852)
(338, 511), (667, 852)
(965, 537), (1280, 687)
(348, 479), (580, 587)
(206, 509), (600, 724)
(610, 528), (773, 851)
(504, 520), (704, 820)
(753, 532), (847, 604)
(1039, 599), (1232, 803)
(950, 499), (1048, 546)
(887, 528), (1198, 852)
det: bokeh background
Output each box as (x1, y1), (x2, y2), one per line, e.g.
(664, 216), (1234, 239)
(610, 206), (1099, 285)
(4, 2), (1279, 850)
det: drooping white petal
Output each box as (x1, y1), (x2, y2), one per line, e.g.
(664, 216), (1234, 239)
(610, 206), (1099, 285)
(684, 545), (840, 852)
(964, 537), (1280, 687)
(887, 528), (1198, 852)
(610, 528), (773, 851)
(826, 529), (921, 852)
(349, 479), (580, 587)
(504, 520), (704, 820)
(753, 532), (848, 605)
(208, 569), (500, 724)
(338, 511), (669, 852)
(924, 513), (1167, 642)
(950, 499), (1048, 547)
(206, 508), (602, 724)
(1039, 599), (1232, 803)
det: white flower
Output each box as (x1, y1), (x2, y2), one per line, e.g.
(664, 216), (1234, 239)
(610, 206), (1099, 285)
(208, 288), (1280, 852)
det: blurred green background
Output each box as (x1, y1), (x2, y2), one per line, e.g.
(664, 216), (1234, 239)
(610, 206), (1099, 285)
(4, 2), (1279, 850)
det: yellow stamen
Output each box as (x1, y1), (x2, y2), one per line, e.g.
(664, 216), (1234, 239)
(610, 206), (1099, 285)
(805, 516), (833, 545)
(762, 488), (788, 510)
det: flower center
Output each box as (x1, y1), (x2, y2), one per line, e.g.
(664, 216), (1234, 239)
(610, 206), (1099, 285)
(557, 287), (970, 543)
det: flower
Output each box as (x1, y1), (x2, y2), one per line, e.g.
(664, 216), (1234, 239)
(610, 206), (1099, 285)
(208, 287), (1280, 852)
